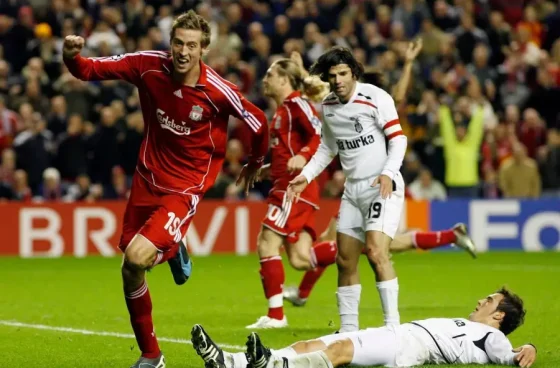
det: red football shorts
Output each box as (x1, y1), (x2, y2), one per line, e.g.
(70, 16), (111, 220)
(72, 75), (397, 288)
(333, 202), (341, 220)
(262, 190), (317, 243)
(118, 174), (199, 253)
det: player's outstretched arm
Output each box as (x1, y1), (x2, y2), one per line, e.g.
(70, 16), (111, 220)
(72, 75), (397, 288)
(62, 35), (143, 84)
(300, 122), (338, 184)
(391, 39), (422, 105)
(438, 105), (458, 146)
(287, 123), (337, 202)
(465, 104), (485, 147)
(512, 345), (537, 367)
(485, 332), (536, 367)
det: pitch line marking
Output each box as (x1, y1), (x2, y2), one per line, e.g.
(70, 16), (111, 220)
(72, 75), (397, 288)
(0, 320), (246, 351)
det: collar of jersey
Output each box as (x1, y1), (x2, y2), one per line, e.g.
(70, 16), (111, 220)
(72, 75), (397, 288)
(285, 90), (301, 102)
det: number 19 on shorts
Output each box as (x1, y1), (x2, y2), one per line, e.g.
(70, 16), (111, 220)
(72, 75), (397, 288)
(367, 202), (382, 219)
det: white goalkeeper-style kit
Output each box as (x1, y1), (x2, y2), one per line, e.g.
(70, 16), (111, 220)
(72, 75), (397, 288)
(316, 317), (519, 367)
(222, 318), (521, 368)
(300, 82), (407, 240)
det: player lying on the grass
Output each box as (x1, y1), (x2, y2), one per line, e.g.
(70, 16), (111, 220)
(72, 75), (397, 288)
(191, 287), (536, 368)
(284, 218), (476, 307)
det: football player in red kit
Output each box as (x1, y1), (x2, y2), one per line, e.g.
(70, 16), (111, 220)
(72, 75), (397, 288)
(246, 59), (338, 329)
(63, 10), (268, 367)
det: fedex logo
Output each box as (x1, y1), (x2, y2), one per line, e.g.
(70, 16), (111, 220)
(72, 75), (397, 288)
(469, 201), (560, 252)
(431, 200), (560, 252)
(157, 108), (191, 136)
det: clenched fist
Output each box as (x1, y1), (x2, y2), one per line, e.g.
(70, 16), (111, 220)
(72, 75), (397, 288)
(63, 35), (85, 59)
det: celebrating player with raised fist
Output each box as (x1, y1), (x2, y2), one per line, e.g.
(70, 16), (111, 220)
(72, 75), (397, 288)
(63, 10), (269, 368)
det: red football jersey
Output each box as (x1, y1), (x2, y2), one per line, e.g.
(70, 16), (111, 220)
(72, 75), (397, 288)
(269, 91), (321, 205)
(64, 51), (268, 196)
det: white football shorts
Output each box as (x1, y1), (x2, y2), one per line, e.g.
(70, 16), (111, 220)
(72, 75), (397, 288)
(337, 172), (405, 241)
(318, 324), (429, 367)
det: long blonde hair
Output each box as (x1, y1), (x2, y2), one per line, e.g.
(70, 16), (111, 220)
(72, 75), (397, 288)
(302, 75), (330, 103)
(273, 58), (330, 102)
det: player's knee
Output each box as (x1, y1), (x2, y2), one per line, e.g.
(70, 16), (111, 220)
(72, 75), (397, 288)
(325, 339), (354, 366)
(288, 251), (312, 271)
(124, 237), (157, 270)
(365, 246), (390, 267)
(257, 231), (281, 258)
(290, 340), (313, 353)
(336, 252), (358, 274)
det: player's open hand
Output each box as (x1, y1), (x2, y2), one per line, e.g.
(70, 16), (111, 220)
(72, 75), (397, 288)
(513, 345), (536, 367)
(371, 174), (393, 199)
(236, 164), (259, 196)
(256, 163), (271, 182)
(63, 35), (85, 59)
(286, 175), (308, 203)
(286, 155), (307, 174)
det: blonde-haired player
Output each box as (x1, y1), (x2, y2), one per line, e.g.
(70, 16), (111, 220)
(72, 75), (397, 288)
(246, 57), (339, 329)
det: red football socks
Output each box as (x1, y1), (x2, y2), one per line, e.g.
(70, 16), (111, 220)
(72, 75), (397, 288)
(259, 256), (285, 320)
(312, 241), (338, 267)
(414, 230), (456, 250)
(298, 266), (326, 299)
(125, 281), (160, 358)
(299, 241), (337, 299)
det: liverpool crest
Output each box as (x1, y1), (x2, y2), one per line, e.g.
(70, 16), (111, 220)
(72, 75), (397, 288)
(189, 105), (203, 121)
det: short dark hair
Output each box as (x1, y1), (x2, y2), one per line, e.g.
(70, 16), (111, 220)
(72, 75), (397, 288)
(309, 46), (364, 82)
(495, 287), (526, 335)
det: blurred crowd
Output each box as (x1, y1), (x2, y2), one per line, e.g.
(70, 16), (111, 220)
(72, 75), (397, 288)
(0, 0), (559, 203)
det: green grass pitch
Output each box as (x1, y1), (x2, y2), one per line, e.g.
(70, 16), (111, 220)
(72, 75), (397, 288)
(1, 252), (558, 367)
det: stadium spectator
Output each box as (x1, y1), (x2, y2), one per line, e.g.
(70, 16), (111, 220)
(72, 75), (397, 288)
(0, 147), (15, 197)
(537, 128), (560, 196)
(499, 143), (541, 198)
(10, 169), (31, 201)
(54, 113), (87, 182)
(517, 108), (547, 159)
(408, 168), (447, 200)
(439, 104), (484, 198)
(0, 0), (558, 201)
(0, 95), (19, 151)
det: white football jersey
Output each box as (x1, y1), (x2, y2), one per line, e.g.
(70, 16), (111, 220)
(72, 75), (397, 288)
(408, 318), (516, 366)
(301, 82), (407, 182)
